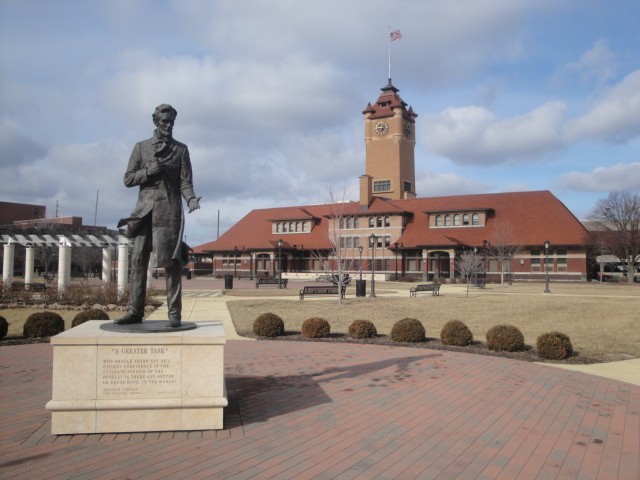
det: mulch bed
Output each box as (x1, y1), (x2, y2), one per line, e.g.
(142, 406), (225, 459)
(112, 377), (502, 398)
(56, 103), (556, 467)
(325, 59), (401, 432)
(253, 331), (605, 365)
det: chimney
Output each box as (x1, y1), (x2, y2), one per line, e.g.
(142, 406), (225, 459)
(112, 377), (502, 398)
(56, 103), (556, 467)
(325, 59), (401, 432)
(359, 174), (372, 208)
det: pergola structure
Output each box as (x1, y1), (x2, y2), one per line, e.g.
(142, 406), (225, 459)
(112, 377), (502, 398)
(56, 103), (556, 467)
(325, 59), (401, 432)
(1, 231), (131, 294)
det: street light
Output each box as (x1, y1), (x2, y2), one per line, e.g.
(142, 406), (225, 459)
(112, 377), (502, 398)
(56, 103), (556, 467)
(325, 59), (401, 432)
(394, 242), (399, 280)
(369, 233), (377, 298)
(358, 245), (363, 281)
(544, 240), (551, 293)
(277, 238), (284, 288)
(233, 246), (238, 278)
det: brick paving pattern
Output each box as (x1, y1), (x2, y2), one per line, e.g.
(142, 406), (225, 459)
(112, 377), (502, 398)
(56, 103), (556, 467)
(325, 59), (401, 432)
(1, 341), (639, 479)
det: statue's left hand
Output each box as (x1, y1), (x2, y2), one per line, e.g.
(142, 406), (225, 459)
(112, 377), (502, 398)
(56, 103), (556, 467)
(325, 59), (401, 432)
(188, 196), (201, 213)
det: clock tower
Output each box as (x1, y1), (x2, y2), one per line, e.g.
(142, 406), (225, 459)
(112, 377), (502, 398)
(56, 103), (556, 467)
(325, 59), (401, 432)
(361, 81), (417, 203)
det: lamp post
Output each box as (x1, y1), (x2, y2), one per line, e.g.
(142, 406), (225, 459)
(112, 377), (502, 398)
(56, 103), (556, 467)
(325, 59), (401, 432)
(394, 242), (399, 280)
(544, 240), (551, 294)
(369, 233), (377, 298)
(358, 245), (363, 281)
(277, 238), (284, 288)
(233, 246), (238, 278)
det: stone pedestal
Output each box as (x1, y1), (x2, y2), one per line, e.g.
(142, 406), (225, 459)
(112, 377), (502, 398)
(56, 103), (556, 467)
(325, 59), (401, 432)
(46, 320), (227, 435)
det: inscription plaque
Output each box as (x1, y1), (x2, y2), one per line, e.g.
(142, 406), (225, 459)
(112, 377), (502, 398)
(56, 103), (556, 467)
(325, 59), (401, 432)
(98, 345), (181, 399)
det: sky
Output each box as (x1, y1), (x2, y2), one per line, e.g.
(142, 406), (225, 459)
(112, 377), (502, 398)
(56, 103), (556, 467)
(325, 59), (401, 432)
(1, 0), (640, 247)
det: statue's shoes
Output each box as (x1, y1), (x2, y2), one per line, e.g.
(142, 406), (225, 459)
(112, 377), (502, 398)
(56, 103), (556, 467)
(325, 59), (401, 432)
(114, 314), (143, 325)
(166, 318), (181, 328)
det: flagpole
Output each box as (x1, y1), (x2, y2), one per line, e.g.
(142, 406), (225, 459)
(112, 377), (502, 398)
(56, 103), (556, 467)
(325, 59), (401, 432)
(388, 26), (392, 83)
(388, 28), (401, 84)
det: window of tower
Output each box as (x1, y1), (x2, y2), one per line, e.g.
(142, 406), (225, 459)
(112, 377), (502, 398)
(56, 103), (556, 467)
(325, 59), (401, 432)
(373, 180), (391, 192)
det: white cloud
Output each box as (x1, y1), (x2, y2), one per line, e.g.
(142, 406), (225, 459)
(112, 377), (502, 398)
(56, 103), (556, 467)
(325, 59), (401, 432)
(422, 102), (565, 164)
(558, 162), (640, 192)
(416, 172), (494, 197)
(565, 70), (640, 143)
(554, 39), (618, 86)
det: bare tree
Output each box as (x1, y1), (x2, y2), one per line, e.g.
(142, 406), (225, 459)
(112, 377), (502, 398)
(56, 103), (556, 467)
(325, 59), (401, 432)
(488, 220), (521, 287)
(313, 182), (358, 304)
(455, 250), (485, 297)
(588, 192), (640, 283)
(73, 246), (101, 277)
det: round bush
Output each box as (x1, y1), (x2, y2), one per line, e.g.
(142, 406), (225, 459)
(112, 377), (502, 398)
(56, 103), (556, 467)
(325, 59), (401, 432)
(440, 320), (473, 346)
(390, 317), (425, 343)
(486, 324), (525, 352)
(301, 317), (331, 338)
(536, 331), (573, 360)
(348, 320), (377, 339)
(72, 308), (110, 327)
(23, 311), (65, 338)
(0, 315), (8, 340)
(253, 312), (285, 337)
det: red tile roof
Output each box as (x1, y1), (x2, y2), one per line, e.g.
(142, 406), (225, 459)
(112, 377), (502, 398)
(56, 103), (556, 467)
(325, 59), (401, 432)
(193, 190), (588, 253)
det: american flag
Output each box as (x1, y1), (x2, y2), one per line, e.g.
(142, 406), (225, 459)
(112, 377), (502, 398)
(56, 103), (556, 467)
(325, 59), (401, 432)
(390, 29), (402, 41)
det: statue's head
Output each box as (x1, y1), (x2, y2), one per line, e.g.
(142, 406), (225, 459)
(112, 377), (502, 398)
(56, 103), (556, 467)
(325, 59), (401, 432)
(152, 104), (178, 137)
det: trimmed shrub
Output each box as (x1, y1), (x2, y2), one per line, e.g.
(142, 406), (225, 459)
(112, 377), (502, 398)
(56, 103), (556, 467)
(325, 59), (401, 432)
(390, 317), (425, 343)
(486, 324), (525, 352)
(348, 320), (377, 339)
(440, 320), (473, 346)
(23, 311), (65, 338)
(0, 315), (8, 340)
(301, 317), (331, 338)
(536, 331), (574, 360)
(253, 312), (285, 337)
(72, 308), (110, 327)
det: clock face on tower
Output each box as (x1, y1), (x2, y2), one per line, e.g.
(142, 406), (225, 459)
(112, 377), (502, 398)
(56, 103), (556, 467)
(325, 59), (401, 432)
(375, 121), (389, 136)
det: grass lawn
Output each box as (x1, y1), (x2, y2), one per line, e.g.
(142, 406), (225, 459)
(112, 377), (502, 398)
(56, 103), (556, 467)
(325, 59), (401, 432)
(226, 281), (640, 361)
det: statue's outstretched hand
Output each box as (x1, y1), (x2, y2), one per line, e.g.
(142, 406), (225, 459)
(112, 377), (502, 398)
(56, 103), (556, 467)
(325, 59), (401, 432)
(188, 196), (201, 213)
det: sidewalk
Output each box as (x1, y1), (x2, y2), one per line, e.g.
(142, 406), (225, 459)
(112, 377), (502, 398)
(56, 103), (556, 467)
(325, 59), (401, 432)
(1, 282), (638, 479)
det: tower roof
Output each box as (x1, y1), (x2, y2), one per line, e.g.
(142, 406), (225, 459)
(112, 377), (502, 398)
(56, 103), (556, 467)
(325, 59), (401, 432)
(362, 80), (417, 121)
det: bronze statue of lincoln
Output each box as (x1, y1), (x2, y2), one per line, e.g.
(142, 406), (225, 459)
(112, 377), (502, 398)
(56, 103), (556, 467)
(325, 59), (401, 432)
(116, 104), (200, 328)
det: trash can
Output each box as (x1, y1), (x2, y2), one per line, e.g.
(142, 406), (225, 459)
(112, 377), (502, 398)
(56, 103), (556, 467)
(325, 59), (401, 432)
(355, 279), (366, 297)
(224, 274), (233, 289)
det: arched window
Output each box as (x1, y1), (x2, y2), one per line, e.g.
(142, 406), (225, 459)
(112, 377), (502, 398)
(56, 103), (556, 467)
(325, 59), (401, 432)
(472, 213), (479, 225)
(463, 214), (470, 225)
(295, 222), (300, 232)
(384, 216), (390, 227)
(346, 218), (352, 229)
(276, 223), (281, 233)
(289, 222), (294, 232)
(435, 215), (442, 227)
(369, 217), (375, 228)
(302, 222), (307, 232)
(354, 217), (360, 228)
(444, 215), (451, 226)
(453, 214), (460, 226)
(376, 217), (383, 227)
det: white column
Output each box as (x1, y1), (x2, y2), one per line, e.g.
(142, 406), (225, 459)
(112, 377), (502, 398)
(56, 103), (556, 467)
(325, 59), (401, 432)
(58, 241), (72, 293)
(101, 247), (112, 283)
(25, 246), (35, 286)
(2, 242), (15, 285)
(117, 240), (129, 296)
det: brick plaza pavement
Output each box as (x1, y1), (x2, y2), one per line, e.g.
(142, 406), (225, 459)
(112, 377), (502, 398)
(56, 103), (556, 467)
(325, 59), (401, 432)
(1, 339), (639, 480)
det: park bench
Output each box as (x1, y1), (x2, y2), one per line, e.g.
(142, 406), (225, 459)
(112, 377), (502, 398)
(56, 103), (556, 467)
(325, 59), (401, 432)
(299, 285), (346, 300)
(256, 278), (288, 288)
(409, 283), (441, 297)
